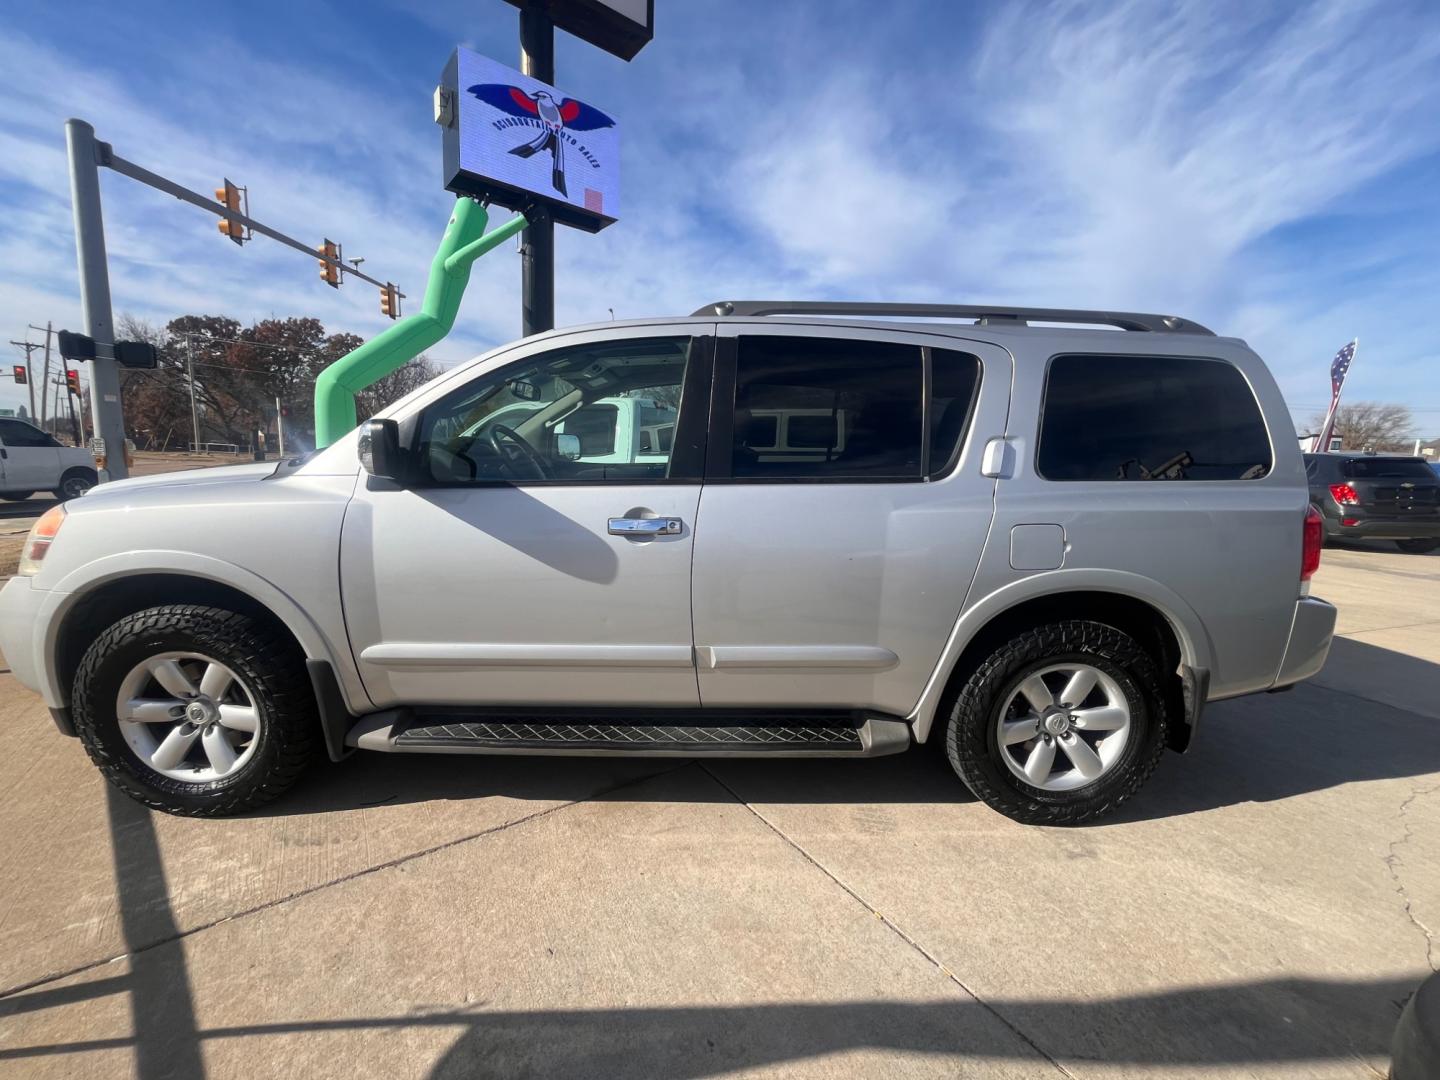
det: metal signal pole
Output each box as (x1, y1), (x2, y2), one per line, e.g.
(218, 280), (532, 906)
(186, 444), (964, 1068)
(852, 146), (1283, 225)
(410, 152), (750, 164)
(519, 7), (555, 337)
(64, 119), (129, 479)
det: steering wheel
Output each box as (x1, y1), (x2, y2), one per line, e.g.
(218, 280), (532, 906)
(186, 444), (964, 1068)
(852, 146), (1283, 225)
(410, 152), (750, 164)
(487, 423), (550, 479)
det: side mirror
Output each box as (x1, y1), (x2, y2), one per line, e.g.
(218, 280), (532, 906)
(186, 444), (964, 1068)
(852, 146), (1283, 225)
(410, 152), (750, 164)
(552, 432), (582, 461)
(358, 418), (404, 481)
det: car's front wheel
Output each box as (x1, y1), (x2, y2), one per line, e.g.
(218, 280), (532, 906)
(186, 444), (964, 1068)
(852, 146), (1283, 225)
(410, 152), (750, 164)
(944, 620), (1167, 825)
(55, 468), (97, 501)
(1396, 538), (1440, 554)
(72, 604), (318, 815)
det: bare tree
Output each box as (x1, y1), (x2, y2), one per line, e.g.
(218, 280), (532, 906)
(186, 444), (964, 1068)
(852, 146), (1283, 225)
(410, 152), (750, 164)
(1308, 402), (1414, 452)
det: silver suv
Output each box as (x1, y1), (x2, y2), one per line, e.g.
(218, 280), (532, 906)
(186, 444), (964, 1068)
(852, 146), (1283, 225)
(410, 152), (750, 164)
(0, 302), (1337, 824)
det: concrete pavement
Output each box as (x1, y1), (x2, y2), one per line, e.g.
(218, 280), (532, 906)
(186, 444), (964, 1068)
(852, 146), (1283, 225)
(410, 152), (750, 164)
(0, 545), (1436, 1078)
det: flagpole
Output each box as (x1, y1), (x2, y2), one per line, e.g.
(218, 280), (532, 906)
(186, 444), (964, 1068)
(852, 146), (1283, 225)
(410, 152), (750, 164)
(1316, 338), (1357, 452)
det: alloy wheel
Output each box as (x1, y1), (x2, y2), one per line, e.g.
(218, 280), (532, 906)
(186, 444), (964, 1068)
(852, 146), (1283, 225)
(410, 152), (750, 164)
(114, 651), (261, 782)
(995, 662), (1132, 792)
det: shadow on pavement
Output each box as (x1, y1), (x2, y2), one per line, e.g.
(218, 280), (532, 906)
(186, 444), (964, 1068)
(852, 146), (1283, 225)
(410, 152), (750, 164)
(0, 974), (1412, 1076)
(256, 636), (1440, 827)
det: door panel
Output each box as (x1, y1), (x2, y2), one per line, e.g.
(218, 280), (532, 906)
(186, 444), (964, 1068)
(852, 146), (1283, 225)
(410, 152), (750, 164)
(340, 327), (711, 709)
(690, 327), (1011, 716)
(341, 484), (700, 707)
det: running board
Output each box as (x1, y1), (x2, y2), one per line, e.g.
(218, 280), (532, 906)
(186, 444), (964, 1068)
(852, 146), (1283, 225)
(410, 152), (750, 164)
(345, 708), (912, 758)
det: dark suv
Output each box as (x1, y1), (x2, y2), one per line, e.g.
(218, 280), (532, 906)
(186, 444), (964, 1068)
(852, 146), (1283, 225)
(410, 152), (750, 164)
(1305, 453), (1440, 553)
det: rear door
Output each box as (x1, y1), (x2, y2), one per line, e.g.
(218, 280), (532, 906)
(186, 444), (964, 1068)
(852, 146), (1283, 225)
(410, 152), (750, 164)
(689, 324), (1010, 716)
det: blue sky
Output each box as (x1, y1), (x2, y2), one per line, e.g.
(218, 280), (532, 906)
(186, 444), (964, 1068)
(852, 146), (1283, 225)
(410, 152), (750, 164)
(2, 0), (1439, 435)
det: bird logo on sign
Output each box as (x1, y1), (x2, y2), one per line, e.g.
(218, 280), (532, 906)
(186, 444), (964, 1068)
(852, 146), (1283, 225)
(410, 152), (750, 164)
(468, 84), (615, 197)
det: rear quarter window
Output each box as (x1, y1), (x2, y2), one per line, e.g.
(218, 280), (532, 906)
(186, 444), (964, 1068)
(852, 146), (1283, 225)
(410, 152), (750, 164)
(1037, 354), (1273, 482)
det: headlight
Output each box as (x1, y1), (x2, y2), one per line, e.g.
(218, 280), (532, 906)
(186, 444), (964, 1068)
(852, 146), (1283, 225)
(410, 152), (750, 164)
(18, 505), (66, 577)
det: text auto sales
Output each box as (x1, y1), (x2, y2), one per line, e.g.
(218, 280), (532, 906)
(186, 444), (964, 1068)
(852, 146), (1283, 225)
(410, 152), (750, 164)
(491, 116), (604, 169)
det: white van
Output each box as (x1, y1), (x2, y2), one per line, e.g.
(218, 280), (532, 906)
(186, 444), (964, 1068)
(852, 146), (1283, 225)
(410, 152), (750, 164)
(0, 419), (98, 501)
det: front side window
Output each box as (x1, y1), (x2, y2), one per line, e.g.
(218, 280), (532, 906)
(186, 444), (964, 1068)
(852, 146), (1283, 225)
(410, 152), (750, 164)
(417, 337), (692, 484)
(1038, 355), (1272, 481)
(0, 420), (58, 448)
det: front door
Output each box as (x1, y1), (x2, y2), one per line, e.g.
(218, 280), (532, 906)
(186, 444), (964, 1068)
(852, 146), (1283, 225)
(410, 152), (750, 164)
(340, 328), (712, 709)
(690, 326), (1011, 717)
(0, 419), (62, 492)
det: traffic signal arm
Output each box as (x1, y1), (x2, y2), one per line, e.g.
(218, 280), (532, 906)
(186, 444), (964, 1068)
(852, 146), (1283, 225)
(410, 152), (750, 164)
(313, 200), (527, 446)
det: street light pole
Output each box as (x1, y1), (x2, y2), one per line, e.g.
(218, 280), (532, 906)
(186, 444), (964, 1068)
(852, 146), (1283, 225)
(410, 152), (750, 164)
(64, 118), (128, 479)
(519, 6), (555, 337)
(186, 335), (201, 452)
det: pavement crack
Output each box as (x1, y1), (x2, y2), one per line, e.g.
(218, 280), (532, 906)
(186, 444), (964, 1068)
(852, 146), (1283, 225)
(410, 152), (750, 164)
(0, 760), (695, 1002)
(1383, 781), (1439, 974)
(697, 763), (1078, 1080)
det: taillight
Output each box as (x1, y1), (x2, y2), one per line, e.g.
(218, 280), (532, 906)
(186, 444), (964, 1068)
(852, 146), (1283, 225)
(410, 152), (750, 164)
(1328, 483), (1359, 506)
(1301, 505), (1323, 583)
(18, 504), (66, 577)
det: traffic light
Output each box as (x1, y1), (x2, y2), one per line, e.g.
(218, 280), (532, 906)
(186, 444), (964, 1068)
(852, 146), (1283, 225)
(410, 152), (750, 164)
(215, 179), (246, 245)
(12, 366), (25, 385)
(380, 282), (400, 319)
(318, 239), (340, 288)
(66, 370), (81, 395)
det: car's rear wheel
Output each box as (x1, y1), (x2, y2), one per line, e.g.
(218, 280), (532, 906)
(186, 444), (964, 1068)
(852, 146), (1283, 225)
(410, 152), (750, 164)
(1396, 538), (1440, 554)
(54, 469), (97, 501)
(944, 620), (1167, 825)
(72, 604), (318, 815)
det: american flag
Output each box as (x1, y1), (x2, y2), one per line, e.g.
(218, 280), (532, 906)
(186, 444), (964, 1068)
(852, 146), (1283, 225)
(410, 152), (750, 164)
(1317, 339), (1357, 451)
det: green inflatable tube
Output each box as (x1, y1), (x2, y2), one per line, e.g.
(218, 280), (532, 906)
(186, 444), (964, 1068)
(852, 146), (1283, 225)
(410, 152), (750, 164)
(313, 198), (529, 447)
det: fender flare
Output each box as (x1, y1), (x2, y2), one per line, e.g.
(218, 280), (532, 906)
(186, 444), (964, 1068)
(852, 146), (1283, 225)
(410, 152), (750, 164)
(907, 568), (1216, 742)
(36, 551), (364, 711)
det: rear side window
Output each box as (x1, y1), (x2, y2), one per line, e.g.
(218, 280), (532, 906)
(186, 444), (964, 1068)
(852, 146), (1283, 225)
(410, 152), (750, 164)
(728, 337), (981, 480)
(1342, 458), (1434, 479)
(1038, 355), (1272, 481)
(732, 337), (923, 479)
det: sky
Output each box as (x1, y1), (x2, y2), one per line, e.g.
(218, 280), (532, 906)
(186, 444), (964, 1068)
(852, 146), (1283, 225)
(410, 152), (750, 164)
(1, 0), (1438, 436)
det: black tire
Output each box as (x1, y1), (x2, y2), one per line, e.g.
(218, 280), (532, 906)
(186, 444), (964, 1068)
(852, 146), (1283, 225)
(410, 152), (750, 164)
(54, 468), (97, 501)
(1396, 538), (1440, 554)
(944, 620), (1167, 825)
(1, 491), (35, 501)
(73, 604), (318, 816)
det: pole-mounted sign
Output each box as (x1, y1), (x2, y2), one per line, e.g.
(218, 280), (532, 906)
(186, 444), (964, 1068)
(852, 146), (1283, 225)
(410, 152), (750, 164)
(439, 47), (620, 232)
(501, 0), (653, 61)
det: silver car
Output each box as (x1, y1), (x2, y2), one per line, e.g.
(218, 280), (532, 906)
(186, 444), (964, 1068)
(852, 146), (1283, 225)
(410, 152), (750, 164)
(0, 302), (1336, 824)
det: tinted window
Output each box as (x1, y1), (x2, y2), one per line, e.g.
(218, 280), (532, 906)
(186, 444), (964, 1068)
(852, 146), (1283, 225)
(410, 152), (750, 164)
(929, 349), (981, 474)
(731, 337), (984, 480)
(1038, 355), (1272, 481)
(1342, 458), (1434, 479)
(418, 337), (692, 484)
(0, 420), (56, 448)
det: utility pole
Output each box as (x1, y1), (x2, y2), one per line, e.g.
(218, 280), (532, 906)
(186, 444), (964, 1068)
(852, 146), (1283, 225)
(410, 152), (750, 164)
(64, 118), (128, 479)
(519, 6), (555, 337)
(29, 323), (53, 427)
(9, 340), (39, 417)
(185, 335), (201, 452)
(275, 395), (285, 457)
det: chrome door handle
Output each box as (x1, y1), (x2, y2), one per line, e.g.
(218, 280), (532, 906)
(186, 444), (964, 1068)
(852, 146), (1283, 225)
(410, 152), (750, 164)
(608, 517), (683, 536)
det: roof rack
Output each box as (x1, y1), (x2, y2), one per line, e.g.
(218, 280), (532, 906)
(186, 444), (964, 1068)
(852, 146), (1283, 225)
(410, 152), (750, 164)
(690, 301), (1214, 336)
